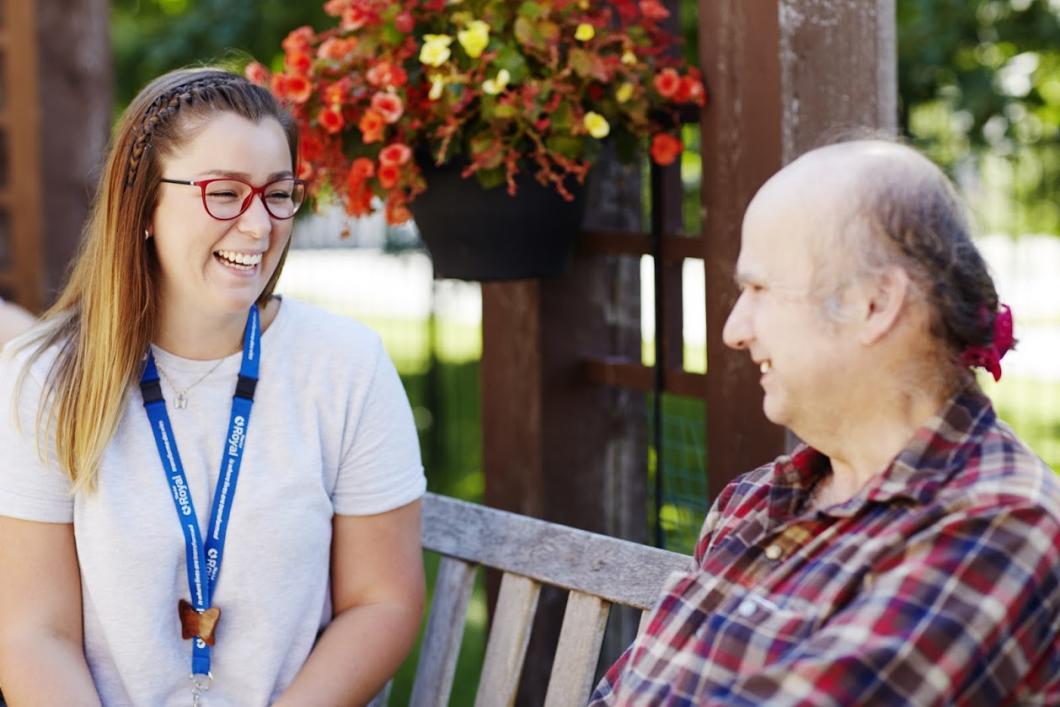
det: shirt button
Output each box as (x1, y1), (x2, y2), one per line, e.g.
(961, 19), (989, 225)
(738, 600), (757, 617)
(764, 544), (783, 561)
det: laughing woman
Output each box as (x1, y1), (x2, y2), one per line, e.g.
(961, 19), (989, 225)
(0, 68), (425, 706)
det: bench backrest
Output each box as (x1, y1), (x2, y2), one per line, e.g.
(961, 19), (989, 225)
(374, 492), (692, 707)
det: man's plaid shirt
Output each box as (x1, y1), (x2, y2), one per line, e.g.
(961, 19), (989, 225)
(589, 388), (1060, 705)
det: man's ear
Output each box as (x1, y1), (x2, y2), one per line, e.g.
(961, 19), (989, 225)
(858, 265), (911, 345)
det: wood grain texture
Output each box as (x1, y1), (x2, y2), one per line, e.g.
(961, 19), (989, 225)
(474, 573), (541, 707)
(421, 493), (690, 611)
(542, 592), (611, 707)
(409, 557), (477, 707)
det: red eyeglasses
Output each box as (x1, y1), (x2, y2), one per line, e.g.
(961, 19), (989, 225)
(160, 177), (307, 220)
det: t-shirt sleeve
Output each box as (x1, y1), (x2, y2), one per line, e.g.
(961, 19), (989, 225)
(332, 337), (425, 515)
(0, 351), (74, 522)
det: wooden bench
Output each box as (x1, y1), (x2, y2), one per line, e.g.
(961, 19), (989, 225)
(371, 492), (692, 707)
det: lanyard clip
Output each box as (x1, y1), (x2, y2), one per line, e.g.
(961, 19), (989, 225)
(191, 672), (213, 706)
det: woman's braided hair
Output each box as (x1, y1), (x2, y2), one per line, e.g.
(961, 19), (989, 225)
(123, 70), (297, 190)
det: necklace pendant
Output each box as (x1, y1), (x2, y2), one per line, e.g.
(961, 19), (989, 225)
(174, 392), (188, 409)
(179, 598), (221, 646)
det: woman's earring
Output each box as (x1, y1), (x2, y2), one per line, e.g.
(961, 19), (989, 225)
(144, 229), (152, 240)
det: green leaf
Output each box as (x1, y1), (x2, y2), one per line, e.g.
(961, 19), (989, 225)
(546, 134), (584, 159)
(517, 1), (544, 20)
(495, 103), (517, 119)
(569, 48), (593, 78)
(494, 45), (529, 83)
(474, 167), (507, 190)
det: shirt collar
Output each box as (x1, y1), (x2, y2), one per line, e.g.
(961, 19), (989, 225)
(768, 386), (996, 517)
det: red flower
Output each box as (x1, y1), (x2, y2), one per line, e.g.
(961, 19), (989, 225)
(674, 75), (706, 106)
(653, 68), (680, 98)
(378, 163), (400, 189)
(286, 51), (312, 75)
(639, 0), (670, 21)
(371, 92), (404, 124)
(318, 106), (345, 134)
(366, 62), (407, 89)
(349, 157), (376, 181)
(395, 10), (414, 33)
(274, 74), (312, 104)
(358, 110), (385, 143)
(324, 78), (351, 106)
(385, 197), (412, 225)
(588, 85), (604, 101)
(650, 133), (683, 165)
(318, 37), (357, 61)
(379, 143), (412, 166)
(342, 6), (372, 30)
(299, 130), (325, 163)
(282, 26), (314, 54)
(244, 61), (269, 86)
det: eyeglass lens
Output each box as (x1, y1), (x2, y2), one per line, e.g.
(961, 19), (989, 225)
(204, 179), (305, 220)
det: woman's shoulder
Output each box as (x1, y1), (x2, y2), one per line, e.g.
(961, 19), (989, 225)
(269, 296), (384, 356)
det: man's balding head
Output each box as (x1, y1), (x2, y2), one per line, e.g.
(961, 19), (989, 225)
(747, 139), (1000, 368)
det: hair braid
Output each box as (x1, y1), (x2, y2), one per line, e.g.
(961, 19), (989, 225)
(124, 76), (242, 188)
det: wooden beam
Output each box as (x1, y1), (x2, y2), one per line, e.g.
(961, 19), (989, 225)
(699, 0), (896, 492)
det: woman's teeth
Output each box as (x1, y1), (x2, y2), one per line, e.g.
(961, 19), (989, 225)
(214, 250), (262, 269)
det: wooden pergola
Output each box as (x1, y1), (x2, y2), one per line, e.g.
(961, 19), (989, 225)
(481, 1), (896, 700)
(11, 0), (895, 702)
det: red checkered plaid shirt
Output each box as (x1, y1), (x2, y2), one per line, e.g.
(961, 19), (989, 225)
(590, 388), (1060, 706)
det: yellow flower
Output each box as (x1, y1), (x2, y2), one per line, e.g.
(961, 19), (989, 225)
(457, 20), (490, 59)
(429, 74), (447, 100)
(419, 34), (453, 67)
(483, 68), (511, 95)
(575, 23), (595, 42)
(616, 82), (634, 103)
(583, 112), (610, 139)
(621, 50), (637, 65)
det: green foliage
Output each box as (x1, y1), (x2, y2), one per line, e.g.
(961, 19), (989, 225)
(898, 0), (1060, 234)
(111, 0), (330, 108)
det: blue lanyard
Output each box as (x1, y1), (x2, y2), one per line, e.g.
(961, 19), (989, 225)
(139, 305), (260, 679)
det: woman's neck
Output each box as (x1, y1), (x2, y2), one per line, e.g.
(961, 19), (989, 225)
(153, 298), (279, 360)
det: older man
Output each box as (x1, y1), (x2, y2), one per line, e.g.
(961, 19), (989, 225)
(589, 140), (1060, 705)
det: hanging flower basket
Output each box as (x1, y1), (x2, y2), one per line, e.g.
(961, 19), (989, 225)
(410, 159), (586, 280)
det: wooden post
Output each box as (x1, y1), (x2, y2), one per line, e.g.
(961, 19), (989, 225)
(481, 151), (645, 705)
(36, 0), (111, 302)
(700, 0), (897, 491)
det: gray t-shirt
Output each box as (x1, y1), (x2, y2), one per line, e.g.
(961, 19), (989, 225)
(0, 297), (426, 706)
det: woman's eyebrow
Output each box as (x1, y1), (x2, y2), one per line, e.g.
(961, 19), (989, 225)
(199, 169), (294, 181)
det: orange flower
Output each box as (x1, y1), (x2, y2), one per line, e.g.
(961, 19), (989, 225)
(371, 92), (404, 124)
(244, 61), (269, 86)
(653, 68), (680, 99)
(349, 157), (376, 180)
(379, 143), (412, 166)
(341, 6), (371, 30)
(323, 78), (351, 106)
(650, 133), (683, 166)
(358, 110), (385, 143)
(378, 163), (400, 189)
(318, 106), (345, 134)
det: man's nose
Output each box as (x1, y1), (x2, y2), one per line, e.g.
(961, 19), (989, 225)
(722, 292), (751, 350)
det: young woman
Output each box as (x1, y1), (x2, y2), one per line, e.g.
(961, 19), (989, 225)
(0, 68), (425, 705)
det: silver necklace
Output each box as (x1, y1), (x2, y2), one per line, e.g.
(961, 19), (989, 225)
(155, 359), (226, 409)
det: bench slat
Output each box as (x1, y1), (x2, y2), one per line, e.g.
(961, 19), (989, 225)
(474, 573), (541, 707)
(410, 557), (478, 707)
(422, 493), (690, 610)
(543, 591), (611, 707)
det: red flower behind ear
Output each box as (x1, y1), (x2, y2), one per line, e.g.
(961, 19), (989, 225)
(960, 304), (1015, 382)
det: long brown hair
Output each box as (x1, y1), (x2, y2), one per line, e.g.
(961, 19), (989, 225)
(15, 68), (298, 491)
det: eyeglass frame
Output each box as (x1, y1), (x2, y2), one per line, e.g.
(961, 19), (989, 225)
(159, 176), (308, 221)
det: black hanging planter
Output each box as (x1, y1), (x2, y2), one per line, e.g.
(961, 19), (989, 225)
(409, 160), (587, 281)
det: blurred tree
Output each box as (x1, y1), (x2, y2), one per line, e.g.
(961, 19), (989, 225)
(898, 0), (1060, 234)
(111, 0), (328, 108)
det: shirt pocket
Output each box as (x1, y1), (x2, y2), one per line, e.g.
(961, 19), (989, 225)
(697, 584), (822, 674)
